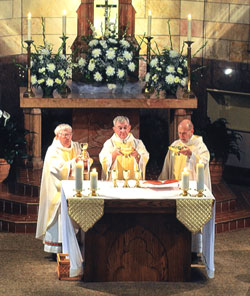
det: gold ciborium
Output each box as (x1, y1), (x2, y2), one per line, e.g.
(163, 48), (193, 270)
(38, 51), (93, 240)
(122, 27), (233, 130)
(123, 170), (130, 188)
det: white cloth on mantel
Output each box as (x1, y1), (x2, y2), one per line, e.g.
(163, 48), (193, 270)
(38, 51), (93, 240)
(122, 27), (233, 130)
(159, 135), (215, 278)
(35, 138), (83, 254)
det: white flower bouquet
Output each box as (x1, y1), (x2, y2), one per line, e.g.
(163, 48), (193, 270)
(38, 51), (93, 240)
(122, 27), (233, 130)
(77, 21), (138, 90)
(30, 43), (73, 97)
(30, 18), (74, 97)
(145, 47), (188, 96)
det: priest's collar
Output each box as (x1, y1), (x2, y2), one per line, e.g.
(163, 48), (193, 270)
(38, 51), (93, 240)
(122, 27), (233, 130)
(181, 135), (195, 146)
(114, 133), (132, 144)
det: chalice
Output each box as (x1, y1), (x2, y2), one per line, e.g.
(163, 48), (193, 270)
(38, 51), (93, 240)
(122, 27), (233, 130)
(123, 170), (130, 188)
(111, 169), (118, 188)
(134, 170), (141, 188)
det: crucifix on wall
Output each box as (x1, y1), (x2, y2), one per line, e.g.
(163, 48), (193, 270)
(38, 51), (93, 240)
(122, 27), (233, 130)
(95, 0), (118, 35)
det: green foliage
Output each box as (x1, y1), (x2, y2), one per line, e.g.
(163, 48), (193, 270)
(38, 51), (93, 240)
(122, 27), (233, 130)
(0, 110), (30, 164)
(197, 118), (242, 163)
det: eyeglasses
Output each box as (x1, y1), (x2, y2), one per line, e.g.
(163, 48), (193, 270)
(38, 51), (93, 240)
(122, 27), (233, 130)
(59, 132), (72, 138)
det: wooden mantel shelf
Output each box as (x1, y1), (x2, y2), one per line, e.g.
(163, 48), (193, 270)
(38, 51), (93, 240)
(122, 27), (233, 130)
(20, 88), (197, 109)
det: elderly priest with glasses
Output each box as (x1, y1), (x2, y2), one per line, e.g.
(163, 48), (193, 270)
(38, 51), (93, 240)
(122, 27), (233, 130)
(36, 123), (92, 259)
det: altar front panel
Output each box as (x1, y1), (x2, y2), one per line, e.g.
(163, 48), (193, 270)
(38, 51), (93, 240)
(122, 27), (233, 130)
(84, 207), (191, 282)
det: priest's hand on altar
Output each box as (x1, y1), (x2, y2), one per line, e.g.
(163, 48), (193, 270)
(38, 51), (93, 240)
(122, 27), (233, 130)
(179, 146), (192, 158)
(131, 148), (141, 163)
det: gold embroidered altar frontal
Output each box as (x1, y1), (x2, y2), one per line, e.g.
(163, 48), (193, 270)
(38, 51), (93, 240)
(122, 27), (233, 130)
(68, 198), (104, 232)
(176, 199), (213, 233)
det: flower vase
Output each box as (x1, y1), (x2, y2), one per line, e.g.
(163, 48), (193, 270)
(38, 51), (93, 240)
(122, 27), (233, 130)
(42, 87), (54, 98)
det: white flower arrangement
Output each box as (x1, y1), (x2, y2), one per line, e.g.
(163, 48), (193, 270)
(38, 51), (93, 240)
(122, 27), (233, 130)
(145, 47), (188, 96)
(30, 18), (75, 97)
(77, 20), (138, 90)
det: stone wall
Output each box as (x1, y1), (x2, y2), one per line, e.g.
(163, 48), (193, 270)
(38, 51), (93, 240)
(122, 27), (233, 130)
(0, 0), (249, 62)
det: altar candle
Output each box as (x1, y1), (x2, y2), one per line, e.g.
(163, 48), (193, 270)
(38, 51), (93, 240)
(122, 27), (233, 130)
(75, 161), (83, 192)
(187, 14), (192, 41)
(196, 161), (204, 191)
(90, 168), (98, 190)
(62, 10), (67, 35)
(27, 12), (32, 40)
(147, 10), (152, 37)
(181, 168), (189, 190)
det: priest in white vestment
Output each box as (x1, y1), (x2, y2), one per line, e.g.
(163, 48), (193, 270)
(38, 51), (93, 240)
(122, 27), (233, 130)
(99, 116), (149, 180)
(36, 123), (92, 256)
(159, 119), (215, 277)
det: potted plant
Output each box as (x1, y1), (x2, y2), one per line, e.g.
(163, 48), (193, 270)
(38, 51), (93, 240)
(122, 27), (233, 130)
(196, 117), (242, 184)
(0, 109), (30, 182)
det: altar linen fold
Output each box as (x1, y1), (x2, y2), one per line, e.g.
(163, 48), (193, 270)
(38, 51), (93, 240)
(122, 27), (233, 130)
(176, 199), (213, 233)
(68, 198), (104, 232)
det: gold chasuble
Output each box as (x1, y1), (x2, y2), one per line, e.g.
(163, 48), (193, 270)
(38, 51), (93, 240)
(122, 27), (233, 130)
(159, 135), (211, 191)
(99, 133), (149, 180)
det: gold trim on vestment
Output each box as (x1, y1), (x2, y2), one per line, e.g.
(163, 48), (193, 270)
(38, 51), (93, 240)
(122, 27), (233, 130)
(68, 198), (104, 232)
(176, 199), (213, 233)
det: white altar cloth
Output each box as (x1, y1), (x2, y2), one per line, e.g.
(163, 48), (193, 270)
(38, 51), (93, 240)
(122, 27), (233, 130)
(61, 180), (215, 279)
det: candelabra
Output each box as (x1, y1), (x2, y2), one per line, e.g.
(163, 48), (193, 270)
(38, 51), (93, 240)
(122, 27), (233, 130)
(184, 41), (195, 98)
(142, 36), (154, 95)
(59, 34), (71, 98)
(60, 34), (68, 56)
(23, 40), (35, 98)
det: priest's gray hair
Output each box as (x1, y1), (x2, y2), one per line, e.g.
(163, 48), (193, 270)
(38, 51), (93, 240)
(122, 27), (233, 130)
(179, 119), (193, 131)
(54, 124), (72, 135)
(113, 116), (130, 126)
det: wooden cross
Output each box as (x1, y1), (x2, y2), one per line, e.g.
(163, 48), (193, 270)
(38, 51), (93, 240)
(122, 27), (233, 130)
(96, 0), (117, 29)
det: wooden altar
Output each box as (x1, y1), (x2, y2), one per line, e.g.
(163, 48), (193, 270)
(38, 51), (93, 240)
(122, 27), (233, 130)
(19, 87), (197, 170)
(84, 199), (191, 282)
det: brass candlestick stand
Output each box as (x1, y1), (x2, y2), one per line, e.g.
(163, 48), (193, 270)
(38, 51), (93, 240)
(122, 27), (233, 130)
(142, 36), (154, 95)
(180, 189), (190, 197)
(134, 170), (141, 188)
(23, 40), (35, 98)
(89, 189), (97, 197)
(111, 170), (118, 188)
(60, 34), (68, 55)
(196, 189), (206, 197)
(59, 35), (71, 98)
(74, 190), (83, 197)
(183, 41), (195, 98)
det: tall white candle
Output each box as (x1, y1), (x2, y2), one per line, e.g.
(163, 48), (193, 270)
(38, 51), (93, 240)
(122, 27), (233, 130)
(196, 161), (204, 191)
(181, 168), (189, 190)
(62, 10), (67, 35)
(147, 10), (152, 37)
(75, 161), (83, 192)
(90, 168), (98, 190)
(27, 12), (32, 40)
(187, 14), (192, 41)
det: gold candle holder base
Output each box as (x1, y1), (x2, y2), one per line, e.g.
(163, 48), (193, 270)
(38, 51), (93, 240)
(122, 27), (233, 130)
(74, 190), (83, 197)
(180, 189), (190, 196)
(123, 179), (129, 188)
(88, 189), (98, 197)
(196, 189), (206, 197)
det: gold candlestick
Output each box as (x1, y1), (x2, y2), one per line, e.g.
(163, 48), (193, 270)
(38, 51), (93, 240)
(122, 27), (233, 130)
(60, 34), (68, 56)
(180, 189), (190, 197)
(23, 40), (35, 98)
(89, 189), (97, 197)
(196, 189), (206, 197)
(183, 41), (195, 98)
(142, 36), (154, 95)
(74, 189), (82, 197)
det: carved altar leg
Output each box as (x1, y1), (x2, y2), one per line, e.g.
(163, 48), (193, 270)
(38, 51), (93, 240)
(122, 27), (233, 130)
(169, 109), (193, 144)
(30, 108), (43, 169)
